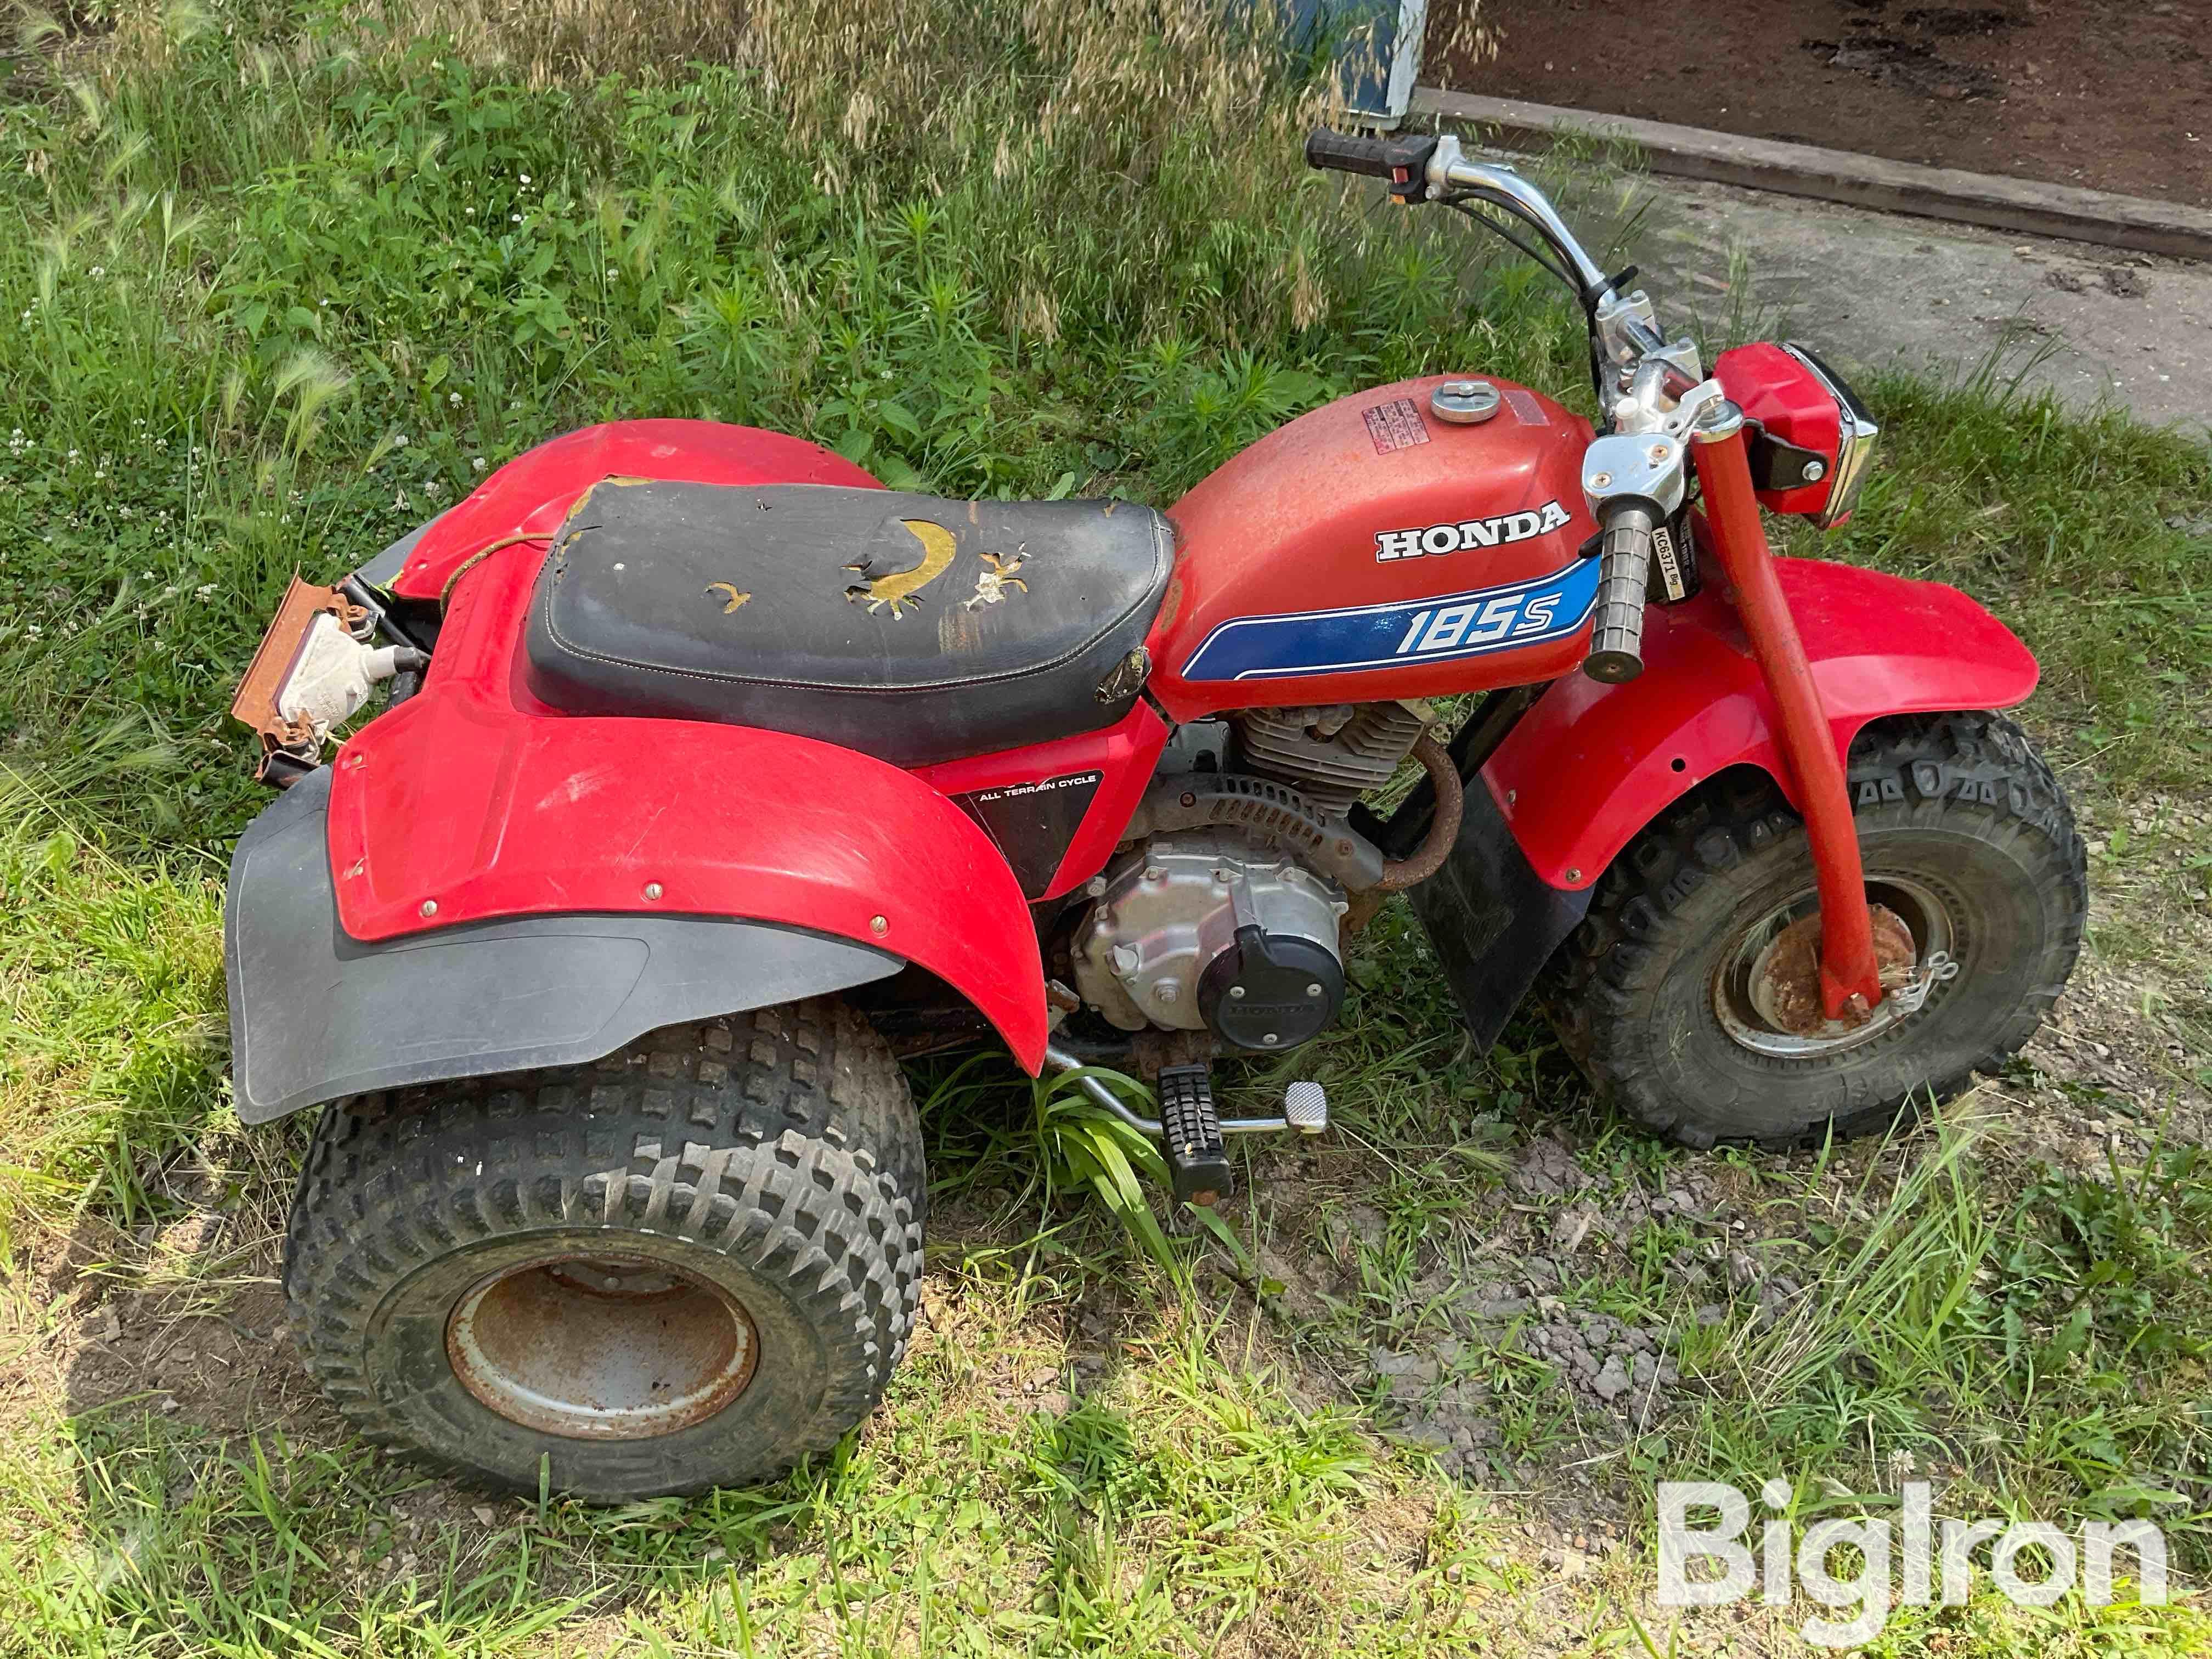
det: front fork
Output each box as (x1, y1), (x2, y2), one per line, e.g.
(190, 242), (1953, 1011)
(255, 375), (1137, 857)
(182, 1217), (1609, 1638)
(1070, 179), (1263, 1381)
(1690, 419), (1885, 1019)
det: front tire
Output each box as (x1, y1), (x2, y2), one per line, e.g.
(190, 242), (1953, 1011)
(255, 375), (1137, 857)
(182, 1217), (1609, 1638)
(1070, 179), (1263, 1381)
(283, 998), (924, 1502)
(1547, 712), (2086, 1148)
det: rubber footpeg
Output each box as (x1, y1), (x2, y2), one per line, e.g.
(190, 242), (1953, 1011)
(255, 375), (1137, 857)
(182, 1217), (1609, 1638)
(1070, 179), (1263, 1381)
(1158, 1064), (1232, 1206)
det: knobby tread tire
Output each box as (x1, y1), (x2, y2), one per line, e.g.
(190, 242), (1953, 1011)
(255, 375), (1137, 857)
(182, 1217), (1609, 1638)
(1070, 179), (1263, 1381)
(282, 997), (924, 1500)
(1544, 712), (2085, 1148)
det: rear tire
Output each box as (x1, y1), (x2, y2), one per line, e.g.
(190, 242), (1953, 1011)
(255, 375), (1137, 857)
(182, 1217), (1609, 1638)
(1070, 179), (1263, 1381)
(1545, 712), (2085, 1148)
(283, 998), (923, 1502)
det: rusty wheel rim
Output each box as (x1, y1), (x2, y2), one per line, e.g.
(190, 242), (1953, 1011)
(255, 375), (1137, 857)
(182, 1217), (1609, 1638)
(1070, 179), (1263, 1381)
(1711, 876), (1957, 1059)
(447, 1254), (759, 1440)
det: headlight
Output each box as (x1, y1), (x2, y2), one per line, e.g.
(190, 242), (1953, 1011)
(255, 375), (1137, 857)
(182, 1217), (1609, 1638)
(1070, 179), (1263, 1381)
(1783, 343), (1881, 531)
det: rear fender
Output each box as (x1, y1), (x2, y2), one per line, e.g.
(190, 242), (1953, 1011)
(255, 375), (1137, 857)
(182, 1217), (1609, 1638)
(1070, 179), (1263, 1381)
(1485, 558), (2040, 889)
(377, 420), (881, 601)
(225, 770), (909, 1122)
(233, 545), (1052, 1118)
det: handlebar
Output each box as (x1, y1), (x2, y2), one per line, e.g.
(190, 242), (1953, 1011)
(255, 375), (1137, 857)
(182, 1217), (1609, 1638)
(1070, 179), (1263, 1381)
(1304, 128), (1436, 184)
(1309, 128), (1617, 298)
(1310, 122), (1712, 683)
(1583, 504), (1655, 684)
(1307, 127), (1674, 377)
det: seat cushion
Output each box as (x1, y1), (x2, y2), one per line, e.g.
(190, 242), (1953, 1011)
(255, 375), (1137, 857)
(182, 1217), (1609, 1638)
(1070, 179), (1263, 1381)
(523, 481), (1174, 769)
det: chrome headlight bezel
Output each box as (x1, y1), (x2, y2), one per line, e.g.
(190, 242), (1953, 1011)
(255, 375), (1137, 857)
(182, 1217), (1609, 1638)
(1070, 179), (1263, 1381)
(1782, 342), (1880, 530)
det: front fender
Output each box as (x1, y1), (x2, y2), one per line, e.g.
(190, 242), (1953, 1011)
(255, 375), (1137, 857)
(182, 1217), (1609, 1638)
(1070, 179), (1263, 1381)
(1485, 558), (2039, 889)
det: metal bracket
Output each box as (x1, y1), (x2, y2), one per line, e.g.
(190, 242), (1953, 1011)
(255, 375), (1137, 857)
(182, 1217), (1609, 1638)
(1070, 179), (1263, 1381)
(230, 576), (373, 787)
(1881, 949), (1960, 1017)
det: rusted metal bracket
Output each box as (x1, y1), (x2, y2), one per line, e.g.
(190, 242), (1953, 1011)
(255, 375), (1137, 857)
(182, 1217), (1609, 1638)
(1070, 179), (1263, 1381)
(229, 575), (373, 787)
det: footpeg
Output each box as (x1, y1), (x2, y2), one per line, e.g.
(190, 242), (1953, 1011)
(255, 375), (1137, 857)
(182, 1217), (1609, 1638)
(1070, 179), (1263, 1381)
(1158, 1064), (1233, 1206)
(1039, 1045), (1333, 1204)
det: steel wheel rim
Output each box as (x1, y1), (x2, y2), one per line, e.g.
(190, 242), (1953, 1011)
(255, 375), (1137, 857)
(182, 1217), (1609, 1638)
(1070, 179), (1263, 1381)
(447, 1253), (759, 1440)
(1711, 875), (1957, 1059)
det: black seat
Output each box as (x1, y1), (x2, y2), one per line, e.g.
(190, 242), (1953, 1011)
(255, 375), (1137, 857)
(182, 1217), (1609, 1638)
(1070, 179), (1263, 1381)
(524, 481), (1174, 768)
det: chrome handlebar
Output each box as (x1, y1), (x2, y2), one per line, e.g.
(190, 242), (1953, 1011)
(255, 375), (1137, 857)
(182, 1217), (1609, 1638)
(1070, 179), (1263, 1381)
(1428, 137), (1673, 370)
(1423, 135), (1723, 685)
(1426, 137), (1617, 305)
(1308, 127), (1735, 684)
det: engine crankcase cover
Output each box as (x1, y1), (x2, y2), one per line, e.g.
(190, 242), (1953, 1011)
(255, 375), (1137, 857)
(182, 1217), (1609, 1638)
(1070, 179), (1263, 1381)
(1071, 833), (1347, 1045)
(1198, 923), (1344, 1051)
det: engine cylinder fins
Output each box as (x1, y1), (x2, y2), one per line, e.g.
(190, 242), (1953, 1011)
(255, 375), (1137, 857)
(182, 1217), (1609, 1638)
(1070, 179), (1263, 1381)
(1233, 701), (1434, 818)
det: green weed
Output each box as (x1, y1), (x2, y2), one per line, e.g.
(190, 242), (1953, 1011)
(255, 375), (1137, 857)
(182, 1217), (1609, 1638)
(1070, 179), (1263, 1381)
(1, 1), (2209, 1654)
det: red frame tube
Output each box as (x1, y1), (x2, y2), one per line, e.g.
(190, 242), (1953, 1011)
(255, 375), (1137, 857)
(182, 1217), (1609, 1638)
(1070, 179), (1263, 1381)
(1692, 423), (1884, 1019)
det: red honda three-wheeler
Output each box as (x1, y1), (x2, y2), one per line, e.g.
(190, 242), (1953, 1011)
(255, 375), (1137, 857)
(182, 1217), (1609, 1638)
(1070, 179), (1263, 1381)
(224, 129), (2086, 1498)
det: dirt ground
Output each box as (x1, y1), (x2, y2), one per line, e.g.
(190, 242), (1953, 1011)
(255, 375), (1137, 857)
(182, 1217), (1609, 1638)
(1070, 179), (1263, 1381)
(1426, 0), (2212, 207)
(1575, 166), (2212, 432)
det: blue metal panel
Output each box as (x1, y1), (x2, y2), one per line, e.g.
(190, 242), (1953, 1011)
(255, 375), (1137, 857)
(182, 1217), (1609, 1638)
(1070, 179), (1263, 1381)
(1280, 0), (1429, 125)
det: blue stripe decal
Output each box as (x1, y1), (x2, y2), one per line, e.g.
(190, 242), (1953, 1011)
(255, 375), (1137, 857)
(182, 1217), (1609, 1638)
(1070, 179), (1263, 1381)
(1181, 556), (1602, 682)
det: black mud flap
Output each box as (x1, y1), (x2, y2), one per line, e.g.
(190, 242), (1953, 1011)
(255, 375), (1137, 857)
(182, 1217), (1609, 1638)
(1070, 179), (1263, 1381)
(1406, 776), (1593, 1054)
(224, 769), (904, 1124)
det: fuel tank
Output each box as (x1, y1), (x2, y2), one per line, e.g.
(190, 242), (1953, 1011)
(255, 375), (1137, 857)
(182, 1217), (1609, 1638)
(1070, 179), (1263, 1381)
(1147, 374), (1598, 721)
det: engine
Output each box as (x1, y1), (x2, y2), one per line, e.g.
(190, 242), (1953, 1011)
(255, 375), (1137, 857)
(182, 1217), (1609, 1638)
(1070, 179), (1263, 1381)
(1067, 701), (1439, 1049)
(1232, 701), (1432, 816)
(1071, 834), (1347, 1051)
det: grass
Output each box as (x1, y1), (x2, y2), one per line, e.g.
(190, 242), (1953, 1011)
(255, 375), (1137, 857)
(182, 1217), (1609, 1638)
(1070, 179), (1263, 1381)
(1799, 362), (2212, 778)
(0, 0), (2210, 1654)
(4, 1276), (1483, 1655)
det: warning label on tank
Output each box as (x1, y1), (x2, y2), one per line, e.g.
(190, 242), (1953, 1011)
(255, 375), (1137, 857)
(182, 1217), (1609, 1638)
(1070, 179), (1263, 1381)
(1362, 398), (1430, 455)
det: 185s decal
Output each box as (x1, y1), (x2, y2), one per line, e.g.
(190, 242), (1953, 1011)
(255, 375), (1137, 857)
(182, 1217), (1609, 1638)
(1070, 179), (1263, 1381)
(1179, 556), (1601, 682)
(1375, 500), (1573, 562)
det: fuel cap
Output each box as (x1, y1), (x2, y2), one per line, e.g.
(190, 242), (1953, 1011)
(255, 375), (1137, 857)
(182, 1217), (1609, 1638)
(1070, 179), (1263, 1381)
(1430, 379), (1501, 424)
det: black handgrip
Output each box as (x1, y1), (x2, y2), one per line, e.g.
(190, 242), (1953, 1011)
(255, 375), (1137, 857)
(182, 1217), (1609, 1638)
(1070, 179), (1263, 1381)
(1584, 505), (1655, 684)
(1305, 128), (1437, 191)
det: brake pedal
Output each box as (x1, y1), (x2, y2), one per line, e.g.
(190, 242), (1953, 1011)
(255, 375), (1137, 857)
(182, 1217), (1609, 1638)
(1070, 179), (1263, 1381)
(1158, 1064), (1233, 1207)
(1284, 1079), (1328, 1134)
